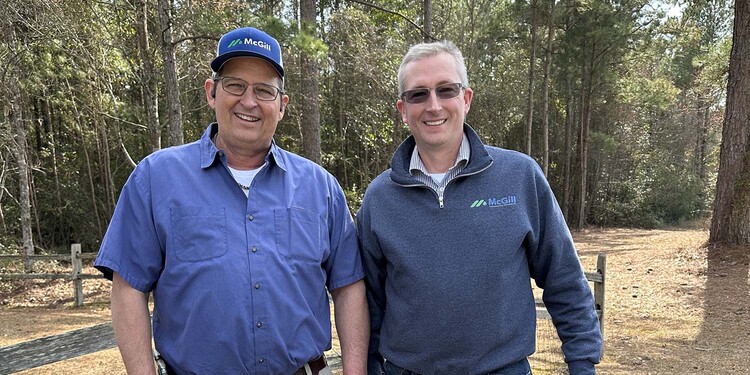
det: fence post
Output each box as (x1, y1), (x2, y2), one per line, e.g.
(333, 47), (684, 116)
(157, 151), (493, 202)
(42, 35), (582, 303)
(595, 252), (606, 337)
(71, 244), (84, 307)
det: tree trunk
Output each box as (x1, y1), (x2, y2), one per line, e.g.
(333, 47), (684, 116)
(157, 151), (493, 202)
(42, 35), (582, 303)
(577, 49), (593, 229)
(68, 83), (105, 239)
(300, 0), (322, 163)
(423, 0), (432, 42)
(563, 74), (574, 220)
(28, 164), (43, 250)
(158, 0), (184, 146)
(525, 0), (538, 156)
(710, 0), (750, 245)
(9, 75), (36, 272)
(698, 105), (709, 183)
(135, 0), (162, 152)
(541, 0), (556, 177)
(0, 159), (8, 233)
(43, 99), (63, 207)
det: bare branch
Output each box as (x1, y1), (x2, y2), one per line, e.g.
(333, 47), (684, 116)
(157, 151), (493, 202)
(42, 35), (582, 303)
(347, 0), (437, 41)
(173, 35), (219, 45)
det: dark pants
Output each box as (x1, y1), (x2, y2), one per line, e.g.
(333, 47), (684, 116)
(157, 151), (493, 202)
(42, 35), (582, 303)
(383, 358), (531, 375)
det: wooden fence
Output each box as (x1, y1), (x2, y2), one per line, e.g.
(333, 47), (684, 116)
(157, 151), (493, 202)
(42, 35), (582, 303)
(0, 253), (606, 374)
(0, 244), (101, 307)
(536, 252), (607, 335)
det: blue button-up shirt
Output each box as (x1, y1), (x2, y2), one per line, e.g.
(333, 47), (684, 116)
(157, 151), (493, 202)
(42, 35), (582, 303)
(95, 124), (364, 374)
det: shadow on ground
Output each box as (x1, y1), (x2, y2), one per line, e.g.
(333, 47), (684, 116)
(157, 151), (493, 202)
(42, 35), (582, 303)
(690, 244), (750, 373)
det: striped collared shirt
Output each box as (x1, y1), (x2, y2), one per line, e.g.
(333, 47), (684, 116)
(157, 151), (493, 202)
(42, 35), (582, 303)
(409, 134), (470, 193)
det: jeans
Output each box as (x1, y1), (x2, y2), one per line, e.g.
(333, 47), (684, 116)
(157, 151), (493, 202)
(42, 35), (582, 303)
(382, 358), (532, 375)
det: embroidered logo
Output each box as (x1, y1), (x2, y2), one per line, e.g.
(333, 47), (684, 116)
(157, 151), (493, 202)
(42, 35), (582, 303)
(470, 195), (517, 208)
(228, 38), (272, 51)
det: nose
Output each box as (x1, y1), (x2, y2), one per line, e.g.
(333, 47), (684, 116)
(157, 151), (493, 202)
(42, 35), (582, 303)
(239, 89), (259, 107)
(425, 90), (442, 112)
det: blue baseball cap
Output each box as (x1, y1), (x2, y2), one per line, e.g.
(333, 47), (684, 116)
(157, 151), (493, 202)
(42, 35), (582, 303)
(211, 27), (284, 78)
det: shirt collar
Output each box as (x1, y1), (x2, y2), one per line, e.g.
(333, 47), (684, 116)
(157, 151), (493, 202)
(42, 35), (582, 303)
(200, 123), (287, 172)
(409, 133), (470, 176)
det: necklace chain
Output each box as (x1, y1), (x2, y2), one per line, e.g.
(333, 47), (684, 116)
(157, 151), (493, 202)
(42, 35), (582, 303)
(214, 133), (252, 191)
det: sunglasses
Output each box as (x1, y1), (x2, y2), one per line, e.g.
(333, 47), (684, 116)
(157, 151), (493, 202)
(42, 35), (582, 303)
(400, 82), (464, 104)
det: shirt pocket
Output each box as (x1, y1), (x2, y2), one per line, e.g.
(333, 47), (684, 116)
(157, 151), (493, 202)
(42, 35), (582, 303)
(274, 207), (324, 263)
(170, 206), (228, 262)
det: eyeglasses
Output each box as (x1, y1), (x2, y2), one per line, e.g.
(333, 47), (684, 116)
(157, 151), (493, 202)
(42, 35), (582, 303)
(214, 76), (284, 101)
(400, 83), (464, 104)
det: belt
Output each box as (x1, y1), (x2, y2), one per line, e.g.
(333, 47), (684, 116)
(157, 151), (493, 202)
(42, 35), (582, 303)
(292, 356), (327, 375)
(162, 356), (327, 375)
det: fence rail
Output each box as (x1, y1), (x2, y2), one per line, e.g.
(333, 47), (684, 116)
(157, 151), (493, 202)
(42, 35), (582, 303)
(0, 244), (102, 307)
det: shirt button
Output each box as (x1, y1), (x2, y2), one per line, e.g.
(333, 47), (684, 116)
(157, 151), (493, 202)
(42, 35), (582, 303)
(438, 187), (445, 192)
(256, 321), (262, 328)
(258, 357), (265, 363)
(251, 246), (258, 253)
(254, 282), (261, 289)
(247, 214), (254, 221)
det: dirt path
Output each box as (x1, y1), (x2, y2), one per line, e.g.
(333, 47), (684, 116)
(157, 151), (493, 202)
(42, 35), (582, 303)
(1, 227), (748, 374)
(575, 228), (750, 374)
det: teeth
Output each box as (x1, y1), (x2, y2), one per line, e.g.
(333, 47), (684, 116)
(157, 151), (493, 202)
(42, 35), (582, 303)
(236, 113), (259, 122)
(425, 119), (446, 126)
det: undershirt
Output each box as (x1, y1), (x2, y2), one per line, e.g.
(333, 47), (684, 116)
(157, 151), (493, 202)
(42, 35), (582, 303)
(228, 164), (265, 196)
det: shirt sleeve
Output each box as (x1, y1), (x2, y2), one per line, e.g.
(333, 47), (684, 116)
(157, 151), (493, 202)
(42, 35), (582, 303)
(323, 174), (365, 291)
(356, 197), (387, 375)
(525, 161), (603, 369)
(94, 162), (164, 293)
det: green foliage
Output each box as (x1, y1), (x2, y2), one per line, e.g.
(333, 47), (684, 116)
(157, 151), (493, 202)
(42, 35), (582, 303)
(588, 180), (662, 228)
(291, 29), (329, 64)
(642, 162), (706, 224)
(0, 0), (733, 252)
(618, 76), (680, 114)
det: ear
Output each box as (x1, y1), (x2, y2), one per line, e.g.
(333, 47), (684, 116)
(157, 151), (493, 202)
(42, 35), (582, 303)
(462, 87), (473, 114)
(396, 99), (407, 123)
(205, 78), (216, 108)
(278, 94), (290, 118)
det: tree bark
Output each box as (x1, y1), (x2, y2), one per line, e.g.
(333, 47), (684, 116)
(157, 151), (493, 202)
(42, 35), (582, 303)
(577, 45), (594, 229)
(541, 0), (556, 177)
(0, 159), (8, 233)
(698, 105), (709, 183)
(42, 98), (63, 207)
(8, 75), (36, 272)
(525, 0), (538, 157)
(710, 0), (750, 245)
(423, 0), (432, 42)
(563, 74), (574, 220)
(158, 0), (184, 146)
(135, 0), (162, 152)
(300, 0), (322, 164)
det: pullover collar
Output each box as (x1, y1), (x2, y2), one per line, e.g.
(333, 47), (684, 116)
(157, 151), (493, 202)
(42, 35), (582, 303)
(390, 123), (493, 185)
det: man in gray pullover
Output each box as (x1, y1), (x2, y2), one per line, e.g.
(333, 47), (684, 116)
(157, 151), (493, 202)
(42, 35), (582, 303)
(357, 41), (603, 375)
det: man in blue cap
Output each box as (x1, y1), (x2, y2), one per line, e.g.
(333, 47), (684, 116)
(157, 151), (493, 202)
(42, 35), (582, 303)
(95, 26), (368, 375)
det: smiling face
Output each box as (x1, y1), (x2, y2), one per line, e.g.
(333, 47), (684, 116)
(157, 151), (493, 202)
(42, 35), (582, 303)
(396, 52), (473, 157)
(205, 57), (289, 167)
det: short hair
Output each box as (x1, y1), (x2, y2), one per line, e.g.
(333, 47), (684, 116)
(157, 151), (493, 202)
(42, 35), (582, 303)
(397, 40), (469, 96)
